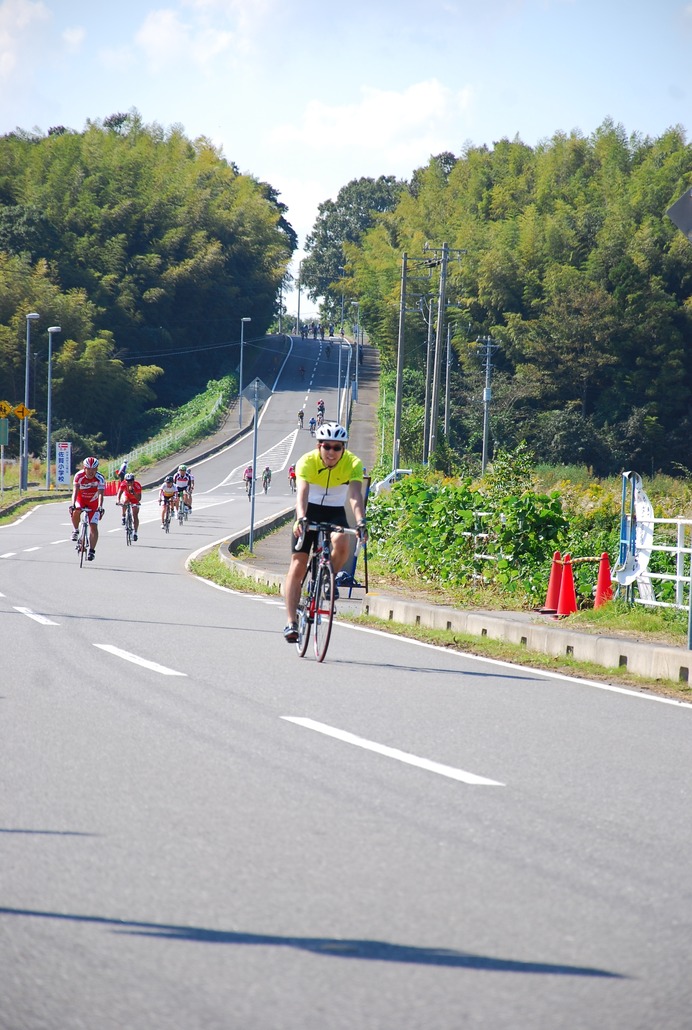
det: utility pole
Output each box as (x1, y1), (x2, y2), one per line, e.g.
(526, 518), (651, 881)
(423, 244), (465, 460)
(444, 322), (452, 438)
(478, 334), (499, 472)
(422, 295), (435, 464)
(428, 242), (449, 458)
(392, 252), (407, 471)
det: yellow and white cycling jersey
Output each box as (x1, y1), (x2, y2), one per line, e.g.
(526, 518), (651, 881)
(296, 449), (363, 507)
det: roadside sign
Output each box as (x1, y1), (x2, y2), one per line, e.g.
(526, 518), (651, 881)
(56, 441), (71, 485)
(667, 189), (692, 242)
(0, 418), (8, 446)
(0, 400), (12, 418)
(14, 403), (35, 420)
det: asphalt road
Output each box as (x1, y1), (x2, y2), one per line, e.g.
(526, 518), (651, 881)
(2, 337), (692, 1029)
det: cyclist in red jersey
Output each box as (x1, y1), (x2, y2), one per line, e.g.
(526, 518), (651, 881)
(69, 456), (106, 561)
(116, 471), (142, 541)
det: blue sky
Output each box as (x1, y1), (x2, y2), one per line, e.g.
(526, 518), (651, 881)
(2, 0), (691, 310)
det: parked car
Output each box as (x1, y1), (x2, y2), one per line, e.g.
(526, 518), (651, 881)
(370, 468), (412, 498)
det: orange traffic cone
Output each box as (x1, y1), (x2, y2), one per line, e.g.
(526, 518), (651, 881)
(540, 551), (562, 613)
(557, 553), (578, 617)
(594, 552), (613, 608)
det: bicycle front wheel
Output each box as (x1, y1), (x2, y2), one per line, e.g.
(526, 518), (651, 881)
(78, 520), (88, 568)
(125, 511), (133, 545)
(313, 563), (335, 662)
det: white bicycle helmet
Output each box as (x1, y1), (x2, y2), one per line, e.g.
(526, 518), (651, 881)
(316, 421), (348, 442)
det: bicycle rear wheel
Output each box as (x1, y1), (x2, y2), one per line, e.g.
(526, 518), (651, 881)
(295, 566), (314, 658)
(313, 563), (335, 662)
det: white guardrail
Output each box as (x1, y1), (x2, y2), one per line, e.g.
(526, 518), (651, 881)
(106, 393), (224, 479)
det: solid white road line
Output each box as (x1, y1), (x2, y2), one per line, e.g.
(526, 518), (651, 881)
(13, 607), (59, 625)
(282, 716), (504, 786)
(1, 552), (16, 558)
(94, 644), (187, 676)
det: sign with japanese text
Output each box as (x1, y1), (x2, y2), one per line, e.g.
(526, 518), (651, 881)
(56, 441), (71, 485)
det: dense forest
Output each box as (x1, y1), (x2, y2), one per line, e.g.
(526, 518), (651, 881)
(304, 121), (692, 476)
(3, 113), (692, 475)
(0, 111), (295, 458)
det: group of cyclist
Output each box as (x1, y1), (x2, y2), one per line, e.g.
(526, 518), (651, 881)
(158, 464), (194, 527)
(243, 465), (273, 495)
(68, 459), (195, 557)
(67, 408), (365, 642)
(298, 399), (326, 436)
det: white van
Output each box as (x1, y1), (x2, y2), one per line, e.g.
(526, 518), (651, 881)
(370, 469), (412, 498)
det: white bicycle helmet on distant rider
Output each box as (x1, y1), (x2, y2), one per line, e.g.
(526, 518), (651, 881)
(315, 421), (348, 442)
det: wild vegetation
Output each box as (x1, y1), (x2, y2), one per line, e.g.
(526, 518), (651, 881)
(366, 449), (692, 621)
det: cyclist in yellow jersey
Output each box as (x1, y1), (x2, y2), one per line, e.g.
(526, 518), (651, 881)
(284, 422), (367, 642)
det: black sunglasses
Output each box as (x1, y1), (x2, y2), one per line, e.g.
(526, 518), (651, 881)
(320, 443), (343, 452)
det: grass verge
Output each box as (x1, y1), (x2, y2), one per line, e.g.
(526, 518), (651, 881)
(188, 550), (281, 596)
(190, 550), (691, 704)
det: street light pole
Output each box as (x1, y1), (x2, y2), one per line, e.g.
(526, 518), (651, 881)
(296, 261), (302, 335)
(238, 317), (251, 427)
(46, 326), (61, 490)
(338, 265), (345, 418)
(22, 312), (40, 491)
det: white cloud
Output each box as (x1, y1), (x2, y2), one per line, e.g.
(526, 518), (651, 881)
(62, 25), (84, 51)
(134, 6), (237, 72)
(271, 79), (474, 174)
(0, 0), (50, 80)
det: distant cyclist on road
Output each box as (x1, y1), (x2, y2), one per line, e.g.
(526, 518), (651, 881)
(69, 456), (106, 562)
(262, 466), (272, 492)
(308, 416), (317, 436)
(243, 465), (253, 495)
(288, 465), (296, 492)
(159, 475), (177, 526)
(298, 409), (304, 429)
(173, 464), (194, 512)
(116, 471), (142, 541)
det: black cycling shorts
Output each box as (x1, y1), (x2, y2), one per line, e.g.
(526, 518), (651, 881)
(290, 502), (349, 555)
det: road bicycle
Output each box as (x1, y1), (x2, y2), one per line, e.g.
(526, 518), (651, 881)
(262, 474), (271, 494)
(75, 509), (90, 568)
(118, 502), (134, 545)
(295, 521), (359, 662)
(162, 498), (173, 533)
(178, 495), (189, 525)
(245, 477), (253, 501)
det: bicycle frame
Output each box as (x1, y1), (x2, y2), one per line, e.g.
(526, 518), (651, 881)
(121, 502), (134, 545)
(162, 498), (173, 532)
(296, 522), (359, 662)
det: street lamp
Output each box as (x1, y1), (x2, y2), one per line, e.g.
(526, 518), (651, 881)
(22, 312), (40, 491)
(238, 317), (251, 427)
(46, 326), (61, 489)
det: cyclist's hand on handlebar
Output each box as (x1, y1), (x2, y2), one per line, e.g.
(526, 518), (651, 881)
(293, 516), (307, 539)
(98, 507), (105, 517)
(68, 505), (75, 514)
(356, 518), (368, 543)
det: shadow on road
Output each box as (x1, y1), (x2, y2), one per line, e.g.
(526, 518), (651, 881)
(0, 906), (624, 977)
